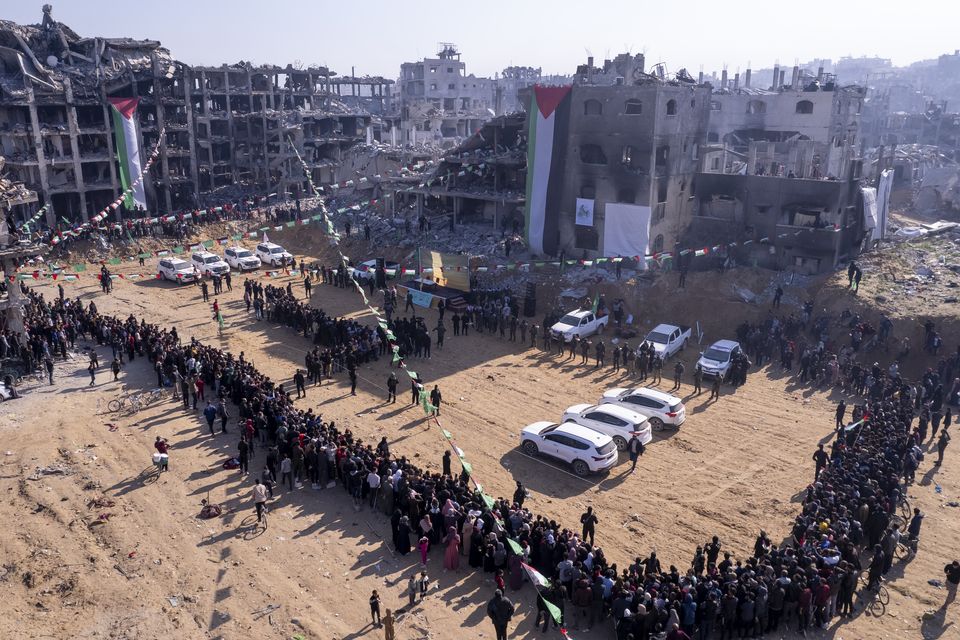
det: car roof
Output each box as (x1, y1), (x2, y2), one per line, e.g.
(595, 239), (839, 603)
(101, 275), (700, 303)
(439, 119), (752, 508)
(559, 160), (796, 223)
(564, 309), (592, 318)
(168, 258), (189, 267)
(708, 339), (740, 351)
(193, 251), (218, 258)
(564, 403), (593, 414)
(588, 403), (646, 422)
(227, 245), (251, 252)
(555, 422), (613, 445)
(628, 387), (680, 404)
(649, 323), (677, 332)
(259, 242), (279, 248)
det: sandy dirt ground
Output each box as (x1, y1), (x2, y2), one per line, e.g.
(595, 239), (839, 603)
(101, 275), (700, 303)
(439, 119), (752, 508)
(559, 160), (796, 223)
(1, 238), (959, 640)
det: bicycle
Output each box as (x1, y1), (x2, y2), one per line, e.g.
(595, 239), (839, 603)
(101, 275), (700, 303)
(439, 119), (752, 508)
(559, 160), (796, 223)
(858, 574), (890, 606)
(140, 388), (166, 406)
(108, 394), (144, 414)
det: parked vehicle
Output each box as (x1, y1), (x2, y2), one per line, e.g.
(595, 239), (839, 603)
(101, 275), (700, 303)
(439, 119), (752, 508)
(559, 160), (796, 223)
(550, 309), (609, 342)
(350, 259), (400, 282)
(696, 339), (742, 378)
(157, 258), (197, 284)
(561, 403), (652, 450)
(643, 323), (692, 359)
(600, 387), (686, 431)
(519, 421), (618, 476)
(191, 251), (230, 277)
(256, 242), (293, 267)
(224, 246), (261, 271)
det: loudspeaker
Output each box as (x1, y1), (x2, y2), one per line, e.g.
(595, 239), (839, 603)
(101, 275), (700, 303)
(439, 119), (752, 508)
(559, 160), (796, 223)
(523, 295), (536, 318)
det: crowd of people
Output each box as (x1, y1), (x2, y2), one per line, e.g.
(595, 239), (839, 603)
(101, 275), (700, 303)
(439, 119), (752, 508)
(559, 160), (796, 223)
(6, 258), (958, 640)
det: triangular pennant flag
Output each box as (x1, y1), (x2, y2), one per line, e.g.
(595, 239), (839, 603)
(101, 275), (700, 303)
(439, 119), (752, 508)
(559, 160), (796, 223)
(522, 563), (551, 588)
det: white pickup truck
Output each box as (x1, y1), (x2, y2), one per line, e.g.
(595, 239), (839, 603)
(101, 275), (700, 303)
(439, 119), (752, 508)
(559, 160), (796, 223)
(550, 309), (609, 342)
(644, 323), (692, 359)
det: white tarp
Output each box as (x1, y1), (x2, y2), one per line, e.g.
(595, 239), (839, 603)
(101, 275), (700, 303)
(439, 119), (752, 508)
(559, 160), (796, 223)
(861, 187), (879, 241)
(602, 203), (651, 268)
(876, 169), (894, 241)
(575, 198), (595, 227)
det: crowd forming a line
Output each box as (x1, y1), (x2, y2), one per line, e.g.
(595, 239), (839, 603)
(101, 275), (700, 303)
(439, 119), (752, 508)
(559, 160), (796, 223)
(8, 271), (960, 640)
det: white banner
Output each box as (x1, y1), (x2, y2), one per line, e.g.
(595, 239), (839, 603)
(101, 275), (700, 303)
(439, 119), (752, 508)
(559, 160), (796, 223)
(603, 203), (651, 267)
(575, 198), (595, 227)
(876, 169), (894, 241)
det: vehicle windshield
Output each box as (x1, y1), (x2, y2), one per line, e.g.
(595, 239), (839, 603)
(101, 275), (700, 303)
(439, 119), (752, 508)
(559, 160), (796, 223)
(539, 423), (559, 433)
(558, 314), (582, 325)
(270, 247), (285, 254)
(647, 331), (669, 343)
(235, 250), (253, 258)
(596, 441), (616, 455)
(703, 347), (731, 362)
(172, 262), (189, 270)
(204, 256), (220, 264)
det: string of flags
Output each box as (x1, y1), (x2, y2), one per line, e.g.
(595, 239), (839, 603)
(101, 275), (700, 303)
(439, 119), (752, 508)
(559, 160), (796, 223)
(284, 136), (505, 514)
(17, 203), (51, 233)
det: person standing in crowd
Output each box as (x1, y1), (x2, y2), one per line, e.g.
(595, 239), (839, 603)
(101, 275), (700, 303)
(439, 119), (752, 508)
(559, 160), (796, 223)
(812, 444), (829, 480)
(430, 385), (442, 416)
(387, 372), (398, 403)
(294, 369), (306, 399)
(580, 507), (598, 546)
(936, 428), (951, 465)
(486, 589), (515, 640)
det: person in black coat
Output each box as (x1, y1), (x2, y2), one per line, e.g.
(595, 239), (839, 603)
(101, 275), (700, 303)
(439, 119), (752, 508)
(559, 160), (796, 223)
(396, 515), (412, 555)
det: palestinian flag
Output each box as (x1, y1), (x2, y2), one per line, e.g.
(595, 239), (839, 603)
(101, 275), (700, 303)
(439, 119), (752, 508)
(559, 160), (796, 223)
(524, 85), (572, 255)
(108, 97), (147, 209)
(521, 562), (551, 589)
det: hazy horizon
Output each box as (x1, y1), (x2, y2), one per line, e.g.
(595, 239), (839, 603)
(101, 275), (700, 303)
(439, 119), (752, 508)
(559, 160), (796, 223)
(6, 1), (958, 80)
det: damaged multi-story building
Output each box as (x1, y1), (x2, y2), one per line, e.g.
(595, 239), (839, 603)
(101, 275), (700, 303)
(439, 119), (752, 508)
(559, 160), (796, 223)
(398, 44), (497, 148)
(0, 6), (385, 228)
(688, 63), (874, 273)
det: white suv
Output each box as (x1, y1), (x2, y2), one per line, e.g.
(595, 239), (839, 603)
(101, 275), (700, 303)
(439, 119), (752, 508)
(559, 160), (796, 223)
(256, 242), (293, 267)
(158, 258), (197, 284)
(519, 421), (617, 476)
(561, 403), (652, 450)
(224, 246), (261, 271)
(600, 387), (685, 431)
(191, 251), (230, 276)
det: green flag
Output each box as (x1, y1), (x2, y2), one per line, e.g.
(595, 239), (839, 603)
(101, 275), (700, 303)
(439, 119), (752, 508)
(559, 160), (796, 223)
(541, 595), (563, 626)
(506, 538), (524, 556)
(73, 263), (87, 273)
(591, 293), (599, 314)
(108, 257), (122, 265)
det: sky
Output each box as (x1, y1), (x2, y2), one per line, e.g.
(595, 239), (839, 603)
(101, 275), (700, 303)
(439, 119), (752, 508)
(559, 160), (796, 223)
(7, 1), (959, 79)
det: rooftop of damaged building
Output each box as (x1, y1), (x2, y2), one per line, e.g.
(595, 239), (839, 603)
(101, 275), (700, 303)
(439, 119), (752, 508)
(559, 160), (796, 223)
(0, 156), (38, 208)
(573, 52), (707, 88)
(0, 6), (177, 101)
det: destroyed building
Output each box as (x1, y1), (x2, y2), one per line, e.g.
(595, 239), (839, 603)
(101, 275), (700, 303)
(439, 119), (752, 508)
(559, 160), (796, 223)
(0, 7), (381, 228)
(399, 44), (497, 148)
(387, 112), (527, 231)
(530, 54), (711, 258)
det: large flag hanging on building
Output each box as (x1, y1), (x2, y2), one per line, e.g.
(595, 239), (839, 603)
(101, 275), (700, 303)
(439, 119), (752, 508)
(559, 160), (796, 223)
(524, 85), (572, 256)
(108, 97), (147, 209)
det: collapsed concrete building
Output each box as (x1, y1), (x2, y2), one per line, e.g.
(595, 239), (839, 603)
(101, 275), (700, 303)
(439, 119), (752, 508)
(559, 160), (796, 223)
(0, 6), (385, 228)
(387, 112), (527, 231)
(399, 44), (496, 148)
(688, 65), (872, 273)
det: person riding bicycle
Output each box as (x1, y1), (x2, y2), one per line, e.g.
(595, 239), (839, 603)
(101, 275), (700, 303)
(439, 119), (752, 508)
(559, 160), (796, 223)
(252, 479), (268, 523)
(154, 437), (170, 472)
